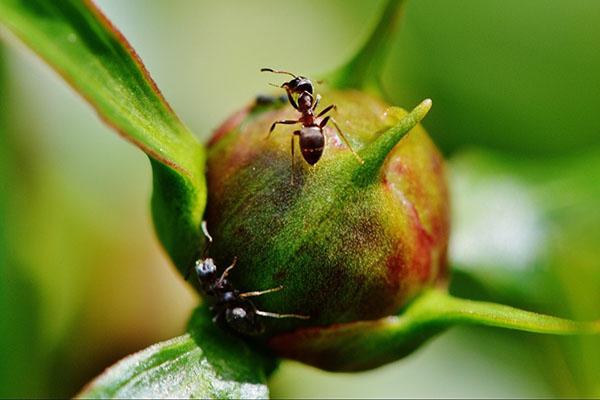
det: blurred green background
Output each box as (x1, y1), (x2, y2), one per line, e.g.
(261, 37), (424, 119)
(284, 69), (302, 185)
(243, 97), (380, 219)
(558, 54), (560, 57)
(1, 0), (599, 397)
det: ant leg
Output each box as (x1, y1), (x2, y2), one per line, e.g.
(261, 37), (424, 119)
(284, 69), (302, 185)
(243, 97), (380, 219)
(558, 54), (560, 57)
(217, 256), (237, 284)
(292, 131), (302, 185)
(239, 285), (283, 298)
(322, 116), (365, 165)
(255, 310), (310, 320)
(268, 119), (300, 138)
(311, 94), (321, 112)
(266, 82), (298, 109)
(316, 104), (336, 119)
(291, 134), (295, 185)
(285, 88), (299, 110)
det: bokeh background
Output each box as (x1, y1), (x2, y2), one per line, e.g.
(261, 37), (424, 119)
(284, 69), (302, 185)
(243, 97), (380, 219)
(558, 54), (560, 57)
(1, 0), (599, 397)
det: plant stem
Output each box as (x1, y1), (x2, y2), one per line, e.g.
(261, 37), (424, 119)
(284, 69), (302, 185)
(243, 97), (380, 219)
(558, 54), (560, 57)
(407, 289), (600, 335)
(270, 287), (599, 371)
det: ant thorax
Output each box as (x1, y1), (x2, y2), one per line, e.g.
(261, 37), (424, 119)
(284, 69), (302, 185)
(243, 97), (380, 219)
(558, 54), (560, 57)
(297, 92), (314, 114)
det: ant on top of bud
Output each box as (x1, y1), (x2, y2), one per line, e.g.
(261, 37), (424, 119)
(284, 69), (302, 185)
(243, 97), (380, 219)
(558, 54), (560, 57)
(261, 68), (364, 183)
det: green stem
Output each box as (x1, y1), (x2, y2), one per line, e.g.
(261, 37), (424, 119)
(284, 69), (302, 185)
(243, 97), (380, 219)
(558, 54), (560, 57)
(269, 288), (599, 371)
(327, 0), (407, 93)
(407, 289), (600, 335)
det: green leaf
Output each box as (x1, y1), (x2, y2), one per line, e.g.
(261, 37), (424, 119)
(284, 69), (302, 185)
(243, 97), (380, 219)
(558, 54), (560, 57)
(0, 0), (206, 272)
(327, 0), (406, 94)
(270, 288), (599, 372)
(78, 307), (275, 399)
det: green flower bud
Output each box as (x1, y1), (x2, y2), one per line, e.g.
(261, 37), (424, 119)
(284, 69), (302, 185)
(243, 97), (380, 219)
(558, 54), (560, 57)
(204, 90), (449, 370)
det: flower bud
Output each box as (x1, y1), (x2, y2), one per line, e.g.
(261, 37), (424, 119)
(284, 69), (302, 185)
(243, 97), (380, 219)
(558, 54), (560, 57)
(205, 90), (449, 370)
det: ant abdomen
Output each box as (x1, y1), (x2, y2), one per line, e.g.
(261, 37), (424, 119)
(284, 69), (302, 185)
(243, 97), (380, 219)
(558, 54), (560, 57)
(225, 305), (264, 335)
(298, 126), (324, 165)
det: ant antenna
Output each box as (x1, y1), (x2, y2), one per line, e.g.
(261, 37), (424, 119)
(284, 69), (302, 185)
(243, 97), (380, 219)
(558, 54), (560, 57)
(261, 68), (297, 78)
(201, 221), (213, 243)
(217, 256), (237, 284)
(239, 285), (283, 298)
(200, 220), (214, 259)
(255, 310), (310, 320)
(184, 221), (214, 281)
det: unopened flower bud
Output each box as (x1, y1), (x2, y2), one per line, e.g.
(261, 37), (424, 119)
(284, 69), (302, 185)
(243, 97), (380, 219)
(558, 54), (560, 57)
(204, 90), (449, 370)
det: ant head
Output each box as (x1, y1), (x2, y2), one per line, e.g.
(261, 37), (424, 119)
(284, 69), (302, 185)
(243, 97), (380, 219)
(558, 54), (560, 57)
(195, 257), (217, 281)
(261, 68), (314, 95)
(225, 303), (265, 335)
(283, 77), (314, 95)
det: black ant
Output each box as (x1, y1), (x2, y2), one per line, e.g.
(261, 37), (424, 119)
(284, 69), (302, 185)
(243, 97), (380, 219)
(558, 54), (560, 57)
(187, 222), (309, 335)
(254, 93), (287, 107)
(261, 68), (364, 181)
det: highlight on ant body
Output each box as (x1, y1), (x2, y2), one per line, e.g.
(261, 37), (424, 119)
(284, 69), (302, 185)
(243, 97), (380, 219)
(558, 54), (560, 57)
(187, 221), (309, 335)
(261, 68), (364, 183)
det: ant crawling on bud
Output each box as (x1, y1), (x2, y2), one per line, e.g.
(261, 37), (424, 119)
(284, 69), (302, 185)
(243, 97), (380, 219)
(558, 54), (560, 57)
(261, 68), (364, 183)
(186, 222), (309, 335)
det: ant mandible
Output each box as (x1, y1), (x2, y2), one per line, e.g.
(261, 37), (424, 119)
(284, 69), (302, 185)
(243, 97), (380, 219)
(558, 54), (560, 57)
(261, 68), (364, 182)
(186, 222), (309, 335)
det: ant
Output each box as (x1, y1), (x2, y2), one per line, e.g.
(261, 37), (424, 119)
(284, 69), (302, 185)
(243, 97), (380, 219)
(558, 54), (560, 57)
(254, 93), (287, 107)
(261, 68), (364, 182)
(187, 222), (309, 335)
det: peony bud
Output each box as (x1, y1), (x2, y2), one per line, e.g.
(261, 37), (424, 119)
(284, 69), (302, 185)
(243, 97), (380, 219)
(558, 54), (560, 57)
(204, 90), (449, 369)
